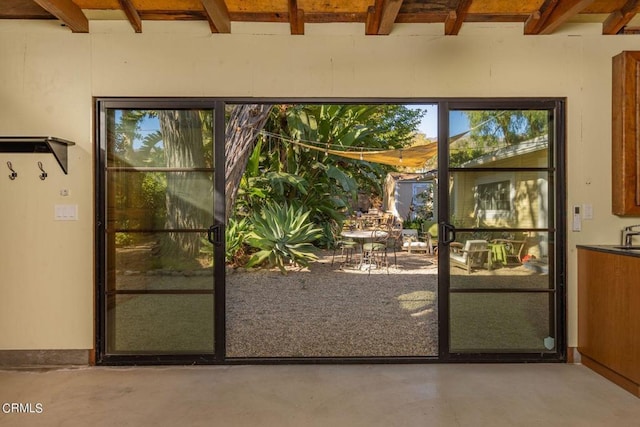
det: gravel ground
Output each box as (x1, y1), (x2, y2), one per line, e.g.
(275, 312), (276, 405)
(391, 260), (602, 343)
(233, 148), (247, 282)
(226, 250), (439, 358)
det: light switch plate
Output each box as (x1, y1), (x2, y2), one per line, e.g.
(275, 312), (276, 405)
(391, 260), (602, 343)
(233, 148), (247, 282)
(54, 204), (78, 221)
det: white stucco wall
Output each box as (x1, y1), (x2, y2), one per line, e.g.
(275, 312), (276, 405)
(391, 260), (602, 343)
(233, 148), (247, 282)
(0, 18), (637, 351)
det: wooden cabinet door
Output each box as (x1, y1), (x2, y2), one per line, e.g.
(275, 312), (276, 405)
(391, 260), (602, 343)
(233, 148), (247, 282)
(612, 51), (640, 216)
(578, 249), (640, 384)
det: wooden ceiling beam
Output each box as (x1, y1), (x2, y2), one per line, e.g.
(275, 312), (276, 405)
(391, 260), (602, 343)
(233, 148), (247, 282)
(444, 0), (472, 36)
(288, 0), (304, 35)
(603, 0), (640, 35)
(33, 0), (88, 32)
(535, 0), (596, 35)
(0, 0), (52, 19)
(200, 0), (230, 33)
(118, 0), (142, 33)
(524, 0), (558, 35)
(378, 0), (404, 35)
(365, 0), (384, 35)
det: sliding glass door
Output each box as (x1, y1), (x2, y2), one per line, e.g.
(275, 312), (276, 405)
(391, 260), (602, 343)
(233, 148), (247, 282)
(95, 98), (565, 364)
(438, 100), (565, 360)
(97, 100), (225, 362)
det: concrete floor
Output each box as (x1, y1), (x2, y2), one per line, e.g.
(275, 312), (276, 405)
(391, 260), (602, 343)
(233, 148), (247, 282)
(1, 364), (639, 426)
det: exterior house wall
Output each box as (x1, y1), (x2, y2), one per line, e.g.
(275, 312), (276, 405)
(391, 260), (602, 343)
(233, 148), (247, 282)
(383, 174), (435, 222)
(1, 19), (638, 353)
(453, 150), (547, 229)
(452, 150), (548, 259)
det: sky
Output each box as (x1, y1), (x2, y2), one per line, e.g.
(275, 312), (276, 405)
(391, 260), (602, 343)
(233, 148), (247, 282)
(121, 104), (471, 145)
(409, 104), (471, 139)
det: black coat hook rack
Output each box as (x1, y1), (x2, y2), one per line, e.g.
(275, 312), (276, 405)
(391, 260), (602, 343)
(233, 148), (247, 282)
(0, 137), (75, 174)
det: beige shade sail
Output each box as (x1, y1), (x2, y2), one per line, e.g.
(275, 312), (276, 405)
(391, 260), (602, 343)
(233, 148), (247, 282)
(285, 129), (472, 168)
(291, 140), (438, 168)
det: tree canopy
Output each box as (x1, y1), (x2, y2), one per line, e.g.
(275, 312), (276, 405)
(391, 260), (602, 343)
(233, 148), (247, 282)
(467, 110), (548, 146)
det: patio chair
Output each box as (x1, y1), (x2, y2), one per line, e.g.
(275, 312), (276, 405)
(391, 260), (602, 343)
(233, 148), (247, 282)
(386, 224), (403, 267)
(401, 229), (432, 254)
(449, 239), (492, 274)
(331, 228), (360, 268)
(490, 238), (526, 265)
(362, 228), (389, 275)
(420, 221), (439, 254)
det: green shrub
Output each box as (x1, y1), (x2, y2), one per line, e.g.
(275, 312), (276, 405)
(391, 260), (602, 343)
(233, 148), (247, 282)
(225, 217), (251, 265)
(246, 203), (322, 273)
(199, 217), (252, 267)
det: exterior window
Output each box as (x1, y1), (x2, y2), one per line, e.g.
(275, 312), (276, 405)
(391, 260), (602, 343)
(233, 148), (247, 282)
(477, 180), (510, 211)
(411, 182), (435, 220)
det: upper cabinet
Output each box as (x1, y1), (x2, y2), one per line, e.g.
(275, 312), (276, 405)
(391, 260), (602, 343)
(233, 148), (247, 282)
(612, 51), (640, 216)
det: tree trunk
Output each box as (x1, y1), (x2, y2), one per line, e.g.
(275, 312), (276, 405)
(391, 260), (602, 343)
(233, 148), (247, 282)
(225, 104), (273, 221)
(158, 110), (209, 258)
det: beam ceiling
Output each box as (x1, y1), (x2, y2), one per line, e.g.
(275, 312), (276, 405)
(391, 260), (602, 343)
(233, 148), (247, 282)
(2, 0), (639, 36)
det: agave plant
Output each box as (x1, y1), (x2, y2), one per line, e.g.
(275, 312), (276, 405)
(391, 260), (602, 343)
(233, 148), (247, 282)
(246, 203), (323, 273)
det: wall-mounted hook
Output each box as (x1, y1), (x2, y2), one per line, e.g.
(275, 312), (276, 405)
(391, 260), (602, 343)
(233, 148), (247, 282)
(7, 161), (17, 180)
(37, 161), (47, 180)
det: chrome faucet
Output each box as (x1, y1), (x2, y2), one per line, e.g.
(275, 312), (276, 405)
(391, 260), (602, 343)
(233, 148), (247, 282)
(621, 225), (640, 246)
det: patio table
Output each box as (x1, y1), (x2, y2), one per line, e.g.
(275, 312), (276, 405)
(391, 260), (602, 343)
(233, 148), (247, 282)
(340, 229), (388, 241)
(340, 229), (388, 270)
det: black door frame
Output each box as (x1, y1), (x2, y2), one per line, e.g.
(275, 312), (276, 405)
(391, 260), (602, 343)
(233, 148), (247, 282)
(437, 98), (566, 362)
(94, 98), (226, 365)
(94, 97), (566, 365)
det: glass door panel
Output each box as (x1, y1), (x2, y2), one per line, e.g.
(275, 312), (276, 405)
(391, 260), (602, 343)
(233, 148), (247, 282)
(449, 170), (550, 229)
(448, 110), (552, 169)
(102, 107), (216, 356)
(448, 230), (553, 291)
(108, 172), (214, 230)
(445, 107), (558, 355)
(108, 294), (214, 353)
(450, 293), (554, 352)
(110, 231), (213, 292)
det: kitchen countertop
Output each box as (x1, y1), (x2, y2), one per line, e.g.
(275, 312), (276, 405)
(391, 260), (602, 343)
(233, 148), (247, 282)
(577, 244), (640, 258)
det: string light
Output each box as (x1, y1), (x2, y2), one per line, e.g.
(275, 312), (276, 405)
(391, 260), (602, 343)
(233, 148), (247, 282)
(254, 130), (432, 167)
(259, 130), (382, 152)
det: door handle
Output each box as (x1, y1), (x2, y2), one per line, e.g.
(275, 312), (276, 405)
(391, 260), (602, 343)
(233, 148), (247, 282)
(207, 224), (223, 246)
(440, 222), (456, 245)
